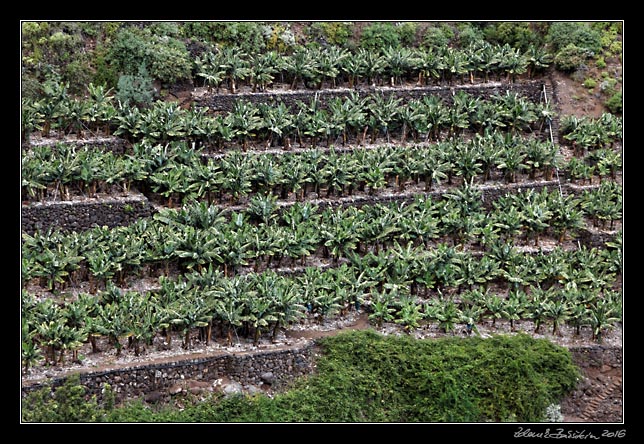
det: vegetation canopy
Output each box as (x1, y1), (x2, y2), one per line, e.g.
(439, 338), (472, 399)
(23, 331), (580, 423)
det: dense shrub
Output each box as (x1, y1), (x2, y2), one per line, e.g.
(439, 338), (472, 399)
(21, 374), (108, 422)
(99, 331), (579, 423)
(547, 22), (602, 55)
(108, 26), (192, 85)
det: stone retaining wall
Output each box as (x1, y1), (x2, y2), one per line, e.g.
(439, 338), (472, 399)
(195, 81), (546, 112)
(22, 343), (318, 405)
(561, 345), (623, 422)
(20, 180), (616, 250)
(21, 193), (157, 235)
(21, 340), (622, 423)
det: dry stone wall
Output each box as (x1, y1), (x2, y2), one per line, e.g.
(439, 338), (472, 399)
(22, 343), (318, 405)
(21, 193), (156, 235)
(21, 340), (623, 422)
(561, 346), (623, 422)
(195, 81), (546, 113)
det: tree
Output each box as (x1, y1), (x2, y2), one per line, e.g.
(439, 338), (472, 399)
(22, 374), (103, 423)
(167, 292), (214, 350)
(393, 296), (424, 333)
(226, 100), (262, 151)
(220, 46), (251, 94)
(587, 295), (621, 343)
(116, 64), (155, 108)
(249, 51), (279, 92)
(259, 100), (295, 149)
(212, 277), (252, 346)
(433, 299), (462, 334)
(283, 46), (318, 90)
(501, 292), (524, 332)
(368, 289), (396, 327)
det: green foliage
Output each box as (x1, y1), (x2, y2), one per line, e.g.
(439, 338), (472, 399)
(604, 91), (622, 114)
(100, 331), (579, 423)
(307, 22), (353, 47)
(359, 22), (403, 51)
(421, 23), (456, 49)
(547, 22), (602, 54)
(181, 22), (267, 52)
(583, 77), (597, 89)
(22, 374), (103, 422)
(116, 64), (155, 108)
(108, 26), (192, 84)
(553, 44), (591, 73)
(482, 22), (543, 51)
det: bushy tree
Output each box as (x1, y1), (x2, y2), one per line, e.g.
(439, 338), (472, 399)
(547, 22), (602, 55)
(553, 44), (592, 73)
(22, 374), (105, 422)
(116, 64), (155, 108)
(108, 25), (192, 85)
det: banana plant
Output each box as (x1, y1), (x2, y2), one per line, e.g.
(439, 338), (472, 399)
(432, 299), (462, 334)
(496, 143), (528, 183)
(173, 225), (223, 273)
(545, 297), (571, 336)
(498, 44), (528, 83)
(94, 301), (130, 357)
(283, 46), (318, 90)
(211, 276), (248, 345)
(267, 274), (306, 341)
(590, 148), (622, 182)
(483, 293), (506, 327)
(459, 302), (485, 336)
(548, 192), (585, 244)
(220, 218), (252, 276)
(247, 192), (279, 225)
(417, 144), (450, 191)
(222, 150), (253, 203)
(220, 46), (251, 94)
(413, 47), (443, 86)
(22, 316), (43, 375)
(587, 294), (621, 343)
(382, 45), (415, 87)
(258, 100), (295, 149)
(520, 192), (553, 247)
(38, 77), (69, 137)
(166, 292), (214, 350)
(248, 50), (279, 92)
(195, 50), (226, 92)
(580, 181), (622, 230)
(328, 93), (366, 146)
(526, 286), (551, 333)
(60, 96), (90, 138)
(251, 155), (282, 195)
(368, 288), (396, 328)
(393, 295), (424, 333)
(21, 97), (44, 144)
(503, 288), (529, 332)
(86, 247), (120, 294)
(317, 46), (348, 89)
(524, 44), (552, 78)
(226, 99), (262, 151)
(364, 92), (401, 143)
(279, 154), (308, 200)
